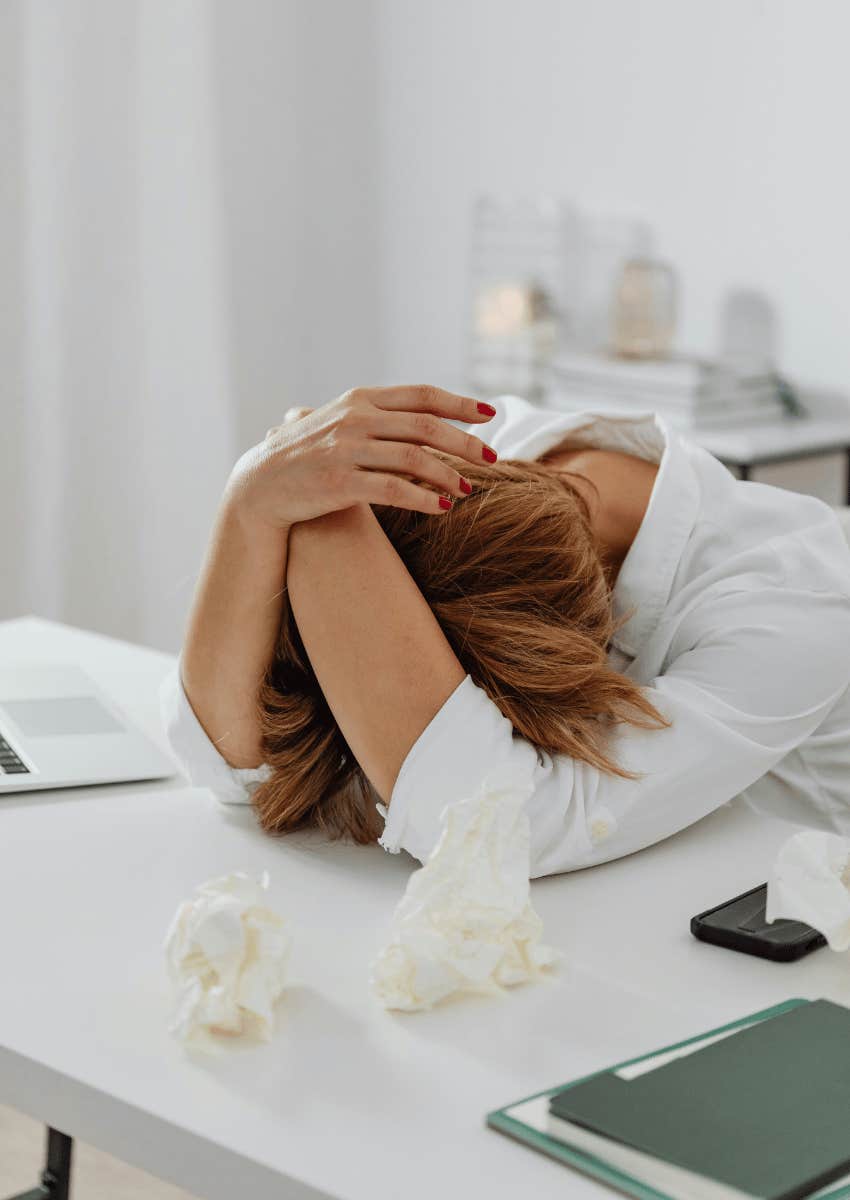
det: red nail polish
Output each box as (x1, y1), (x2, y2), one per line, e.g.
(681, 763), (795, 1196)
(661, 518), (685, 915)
(477, 402), (496, 416)
(439, 496), (453, 510)
(459, 478), (472, 494)
(482, 446), (497, 463)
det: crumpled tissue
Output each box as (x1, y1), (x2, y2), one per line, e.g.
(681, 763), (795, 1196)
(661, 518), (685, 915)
(370, 763), (560, 1011)
(164, 871), (290, 1049)
(766, 830), (850, 951)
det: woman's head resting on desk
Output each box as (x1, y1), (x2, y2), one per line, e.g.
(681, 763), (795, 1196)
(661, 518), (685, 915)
(251, 453), (670, 844)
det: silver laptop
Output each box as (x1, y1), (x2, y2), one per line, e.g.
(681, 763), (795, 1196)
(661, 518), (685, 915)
(0, 662), (175, 793)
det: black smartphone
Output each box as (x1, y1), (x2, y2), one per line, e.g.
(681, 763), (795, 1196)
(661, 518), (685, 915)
(690, 882), (826, 962)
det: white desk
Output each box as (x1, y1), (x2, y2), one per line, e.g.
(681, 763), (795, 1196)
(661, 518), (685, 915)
(693, 414), (850, 498)
(2, 616), (849, 1200)
(543, 381), (850, 498)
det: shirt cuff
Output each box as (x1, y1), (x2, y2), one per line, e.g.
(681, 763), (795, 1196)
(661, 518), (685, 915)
(159, 659), (273, 805)
(378, 674), (540, 863)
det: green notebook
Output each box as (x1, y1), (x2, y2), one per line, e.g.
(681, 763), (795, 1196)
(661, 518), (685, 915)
(487, 998), (850, 1200)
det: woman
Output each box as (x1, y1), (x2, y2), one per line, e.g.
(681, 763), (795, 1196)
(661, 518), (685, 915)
(161, 384), (850, 879)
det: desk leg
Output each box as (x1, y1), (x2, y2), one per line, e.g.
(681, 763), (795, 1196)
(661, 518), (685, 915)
(5, 1127), (73, 1200)
(738, 463), (751, 482)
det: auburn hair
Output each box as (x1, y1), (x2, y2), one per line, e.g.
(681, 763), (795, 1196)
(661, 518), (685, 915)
(251, 451), (671, 843)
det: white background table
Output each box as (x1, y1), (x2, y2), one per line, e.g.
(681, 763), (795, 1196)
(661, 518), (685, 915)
(693, 414), (850, 498)
(2, 616), (850, 1200)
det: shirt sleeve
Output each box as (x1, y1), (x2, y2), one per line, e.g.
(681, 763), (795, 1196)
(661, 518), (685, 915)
(159, 659), (273, 805)
(379, 586), (850, 878)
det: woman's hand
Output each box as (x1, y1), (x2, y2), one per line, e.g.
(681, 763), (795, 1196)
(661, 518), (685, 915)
(227, 385), (497, 529)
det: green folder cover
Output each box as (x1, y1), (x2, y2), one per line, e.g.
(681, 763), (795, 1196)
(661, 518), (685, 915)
(487, 998), (850, 1200)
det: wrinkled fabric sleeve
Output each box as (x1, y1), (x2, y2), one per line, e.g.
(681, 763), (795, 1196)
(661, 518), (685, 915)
(380, 588), (850, 879)
(159, 659), (272, 805)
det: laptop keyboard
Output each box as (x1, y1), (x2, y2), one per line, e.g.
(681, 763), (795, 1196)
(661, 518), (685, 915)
(0, 734), (29, 774)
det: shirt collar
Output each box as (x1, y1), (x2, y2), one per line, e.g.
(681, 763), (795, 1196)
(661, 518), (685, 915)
(531, 409), (702, 658)
(606, 415), (701, 657)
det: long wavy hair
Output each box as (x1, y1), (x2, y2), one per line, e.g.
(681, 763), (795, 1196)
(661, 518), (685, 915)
(251, 450), (671, 843)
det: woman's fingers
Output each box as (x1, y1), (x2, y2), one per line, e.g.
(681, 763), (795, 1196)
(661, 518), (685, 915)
(367, 410), (498, 467)
(358, 384), (496, 425)
(257, 390), (493, 523)
(356, 441), (472, 499)
(354, 470), (455, 515)
(264, 407), (314, 440)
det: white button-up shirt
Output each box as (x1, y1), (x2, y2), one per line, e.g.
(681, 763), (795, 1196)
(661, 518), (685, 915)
(161, 398), (850, 879)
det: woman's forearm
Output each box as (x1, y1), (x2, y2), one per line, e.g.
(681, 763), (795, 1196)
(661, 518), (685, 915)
(286, 503), (466, 803)
(179, 385), (493, 775)
(181, 487), (290, 768)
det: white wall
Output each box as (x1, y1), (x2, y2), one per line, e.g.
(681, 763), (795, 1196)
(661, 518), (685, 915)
(373, 0), (850, 499)
(211, 0), (382, 454)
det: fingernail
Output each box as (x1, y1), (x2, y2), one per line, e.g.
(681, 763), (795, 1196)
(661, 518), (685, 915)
(477, 402), (496, 416)
(439, 496), (453, 510)
(482, 446), (497, 463)
(459, 478), (472, 495)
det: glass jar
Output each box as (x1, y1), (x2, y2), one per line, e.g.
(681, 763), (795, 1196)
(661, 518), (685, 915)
(610, 257), (678, 359)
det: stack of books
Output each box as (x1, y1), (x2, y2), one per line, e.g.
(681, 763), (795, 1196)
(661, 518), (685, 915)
(547, 349), (795, 431)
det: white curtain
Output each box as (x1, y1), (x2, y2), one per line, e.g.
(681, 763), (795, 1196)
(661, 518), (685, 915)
(7, 0), (236, 652)
(0, 0), (382, 652)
